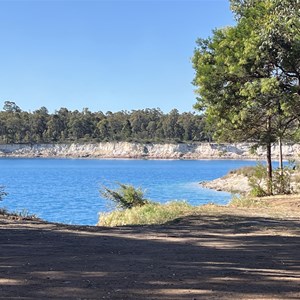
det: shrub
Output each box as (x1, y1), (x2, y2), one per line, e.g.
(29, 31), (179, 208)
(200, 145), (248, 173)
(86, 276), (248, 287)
(272, 167), (293, 195)
(247, 163), (296, 197)
(98, 201), (193, 226)
(248, 163), (268, 197)
(100, 183), (149, 209)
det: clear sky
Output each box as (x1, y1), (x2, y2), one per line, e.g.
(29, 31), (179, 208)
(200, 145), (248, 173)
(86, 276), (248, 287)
(0, 0), (235, 113)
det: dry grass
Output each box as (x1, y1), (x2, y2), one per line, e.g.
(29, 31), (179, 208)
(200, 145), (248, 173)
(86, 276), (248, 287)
(227, 166), (256, 178)
(98, 201), (195, 226)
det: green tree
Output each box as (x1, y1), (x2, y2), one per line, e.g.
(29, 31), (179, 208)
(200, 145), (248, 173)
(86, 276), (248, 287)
(121, 120), (132, 140)
(3, 101), (21, 113)
(192, 0), (300, 194)
(45, 115), (62, 142)
(162, 109), (184, 141)
(31, 107), (49, 142)
(97, 118), (110, 141)
(129, 110), (149, 140)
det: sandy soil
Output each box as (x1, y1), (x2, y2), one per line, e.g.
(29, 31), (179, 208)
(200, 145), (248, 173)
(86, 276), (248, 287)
(1, 200), (300, 300)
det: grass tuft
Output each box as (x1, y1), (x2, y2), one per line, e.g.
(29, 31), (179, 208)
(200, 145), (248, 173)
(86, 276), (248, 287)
(98, 201), (194, 227)
(227, 166), (256, 178)
(0, 207), (39, 219)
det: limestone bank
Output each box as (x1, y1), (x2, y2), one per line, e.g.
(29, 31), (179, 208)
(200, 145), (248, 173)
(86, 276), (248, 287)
(0, 142), (300, 159)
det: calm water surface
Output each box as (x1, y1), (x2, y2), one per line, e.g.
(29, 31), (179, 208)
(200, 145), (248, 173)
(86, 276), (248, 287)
(0, 158), (258, 225)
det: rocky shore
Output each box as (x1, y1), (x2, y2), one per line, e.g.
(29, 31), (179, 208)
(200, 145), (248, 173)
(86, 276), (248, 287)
(201, 174), (251, 194)
(201, 168), (300, 195)
(0, 142), (300, 159)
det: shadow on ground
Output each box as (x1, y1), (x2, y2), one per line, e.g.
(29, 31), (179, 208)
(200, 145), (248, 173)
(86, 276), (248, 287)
(0, 214), (300, 299)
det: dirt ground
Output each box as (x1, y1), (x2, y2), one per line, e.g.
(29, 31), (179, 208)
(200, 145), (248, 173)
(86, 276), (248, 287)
(1, 199), (300, 299)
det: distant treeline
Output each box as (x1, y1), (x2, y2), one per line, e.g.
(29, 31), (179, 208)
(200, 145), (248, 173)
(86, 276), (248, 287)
(0, 101), (211, 144)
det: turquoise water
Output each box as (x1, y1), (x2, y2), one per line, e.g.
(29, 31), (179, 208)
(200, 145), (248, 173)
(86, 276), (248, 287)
(0, 158), (258, 225)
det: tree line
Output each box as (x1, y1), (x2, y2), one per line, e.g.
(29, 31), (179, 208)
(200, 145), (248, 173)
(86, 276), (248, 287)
(0, 101), (209, 144)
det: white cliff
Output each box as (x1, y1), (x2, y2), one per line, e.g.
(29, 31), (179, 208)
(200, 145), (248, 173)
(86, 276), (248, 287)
(0, 142), (299, 159)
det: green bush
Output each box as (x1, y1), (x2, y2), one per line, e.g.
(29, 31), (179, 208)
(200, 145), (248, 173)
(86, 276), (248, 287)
(100, 183), (149, 209)
(98, 201), (193, 226)
(272, 167), (293, 195)
(248, 163), (268, 197)
(247, 163), (296, 197)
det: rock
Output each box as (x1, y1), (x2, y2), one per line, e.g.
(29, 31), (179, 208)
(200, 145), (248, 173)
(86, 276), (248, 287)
(201, 174), (251, 194)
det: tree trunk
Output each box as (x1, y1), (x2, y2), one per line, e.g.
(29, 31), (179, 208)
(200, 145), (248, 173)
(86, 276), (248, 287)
(278, 136), (283, 174)
(266, 141), (273, 195)
(266, 115), (273, 195)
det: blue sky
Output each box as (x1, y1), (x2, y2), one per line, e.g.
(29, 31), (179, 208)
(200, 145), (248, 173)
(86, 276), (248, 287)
(0, 0), (235, 113)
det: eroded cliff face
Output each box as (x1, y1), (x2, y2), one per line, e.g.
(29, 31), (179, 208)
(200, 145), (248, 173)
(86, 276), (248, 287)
(0, 142), (299, 159)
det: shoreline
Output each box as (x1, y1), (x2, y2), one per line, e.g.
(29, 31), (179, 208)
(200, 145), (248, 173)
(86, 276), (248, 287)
(0, 154), (264, 161)
(0, 141), (299, 160)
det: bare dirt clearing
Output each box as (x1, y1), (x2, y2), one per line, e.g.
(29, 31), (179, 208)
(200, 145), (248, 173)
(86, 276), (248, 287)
(0, 203), (300, 299)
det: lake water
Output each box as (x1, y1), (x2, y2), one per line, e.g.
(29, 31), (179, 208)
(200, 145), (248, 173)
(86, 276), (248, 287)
(0, 158), (259, 225)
